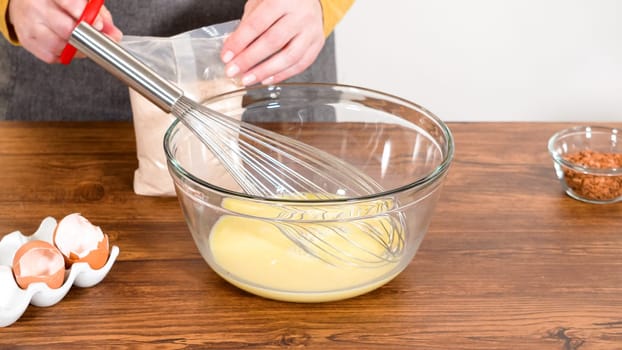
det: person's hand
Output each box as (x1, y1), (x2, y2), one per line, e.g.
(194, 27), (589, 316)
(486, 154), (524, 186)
(220, 0), (325, 86)
(8, 0), (123, 64)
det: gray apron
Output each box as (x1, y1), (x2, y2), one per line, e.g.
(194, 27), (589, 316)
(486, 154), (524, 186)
(0, 0), (336, 121)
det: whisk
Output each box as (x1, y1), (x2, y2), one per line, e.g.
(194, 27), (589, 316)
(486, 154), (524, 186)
(267, 199), (406, 267)
(65, 21), (381, 199)
(62, 9), (404, 266)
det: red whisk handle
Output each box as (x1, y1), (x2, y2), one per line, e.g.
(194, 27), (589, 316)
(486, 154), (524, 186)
(59, 0), (105, 65)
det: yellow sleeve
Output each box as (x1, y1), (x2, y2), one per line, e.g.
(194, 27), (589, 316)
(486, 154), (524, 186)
(0, 0), (19, 45)
(319, 0), (355, 37)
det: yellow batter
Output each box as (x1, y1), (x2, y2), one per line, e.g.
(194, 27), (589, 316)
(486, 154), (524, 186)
(208, 196), (405, 302)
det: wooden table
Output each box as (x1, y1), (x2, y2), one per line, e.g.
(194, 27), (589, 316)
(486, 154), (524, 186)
(0, 121), (620, 349)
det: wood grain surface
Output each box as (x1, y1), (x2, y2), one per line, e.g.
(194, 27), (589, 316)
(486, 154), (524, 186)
(0, 121), (621, 349)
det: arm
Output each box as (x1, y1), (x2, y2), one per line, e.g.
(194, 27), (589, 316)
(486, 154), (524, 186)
(221, 0), (355, 86)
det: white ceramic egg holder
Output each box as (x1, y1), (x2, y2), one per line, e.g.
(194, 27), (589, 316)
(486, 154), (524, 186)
(0, 217), (119, 327)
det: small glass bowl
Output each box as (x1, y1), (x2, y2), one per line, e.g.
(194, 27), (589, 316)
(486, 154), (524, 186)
(547, 126), (622, 204)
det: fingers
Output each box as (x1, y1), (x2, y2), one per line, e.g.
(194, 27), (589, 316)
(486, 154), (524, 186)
(237, 24), (325, 86)
(53, 0), (89, 19)
(51, 1), (122, 41)
(221, 1), (283, 64)
(221, 0), (325, 86)
(98, 6), (123, 41)
(226, 15), (298, 85)
(47, 0), (88, 42)
(241, 0), (262, 21)
(252, 35), (325, 85)
(8, 0), (75, 63)
(8, 0), (122, 64)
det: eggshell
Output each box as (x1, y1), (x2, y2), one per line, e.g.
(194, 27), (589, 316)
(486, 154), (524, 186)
(53, 213), (110, 270)
(12, 240), (65, 290)
(0, 216), (120, 327)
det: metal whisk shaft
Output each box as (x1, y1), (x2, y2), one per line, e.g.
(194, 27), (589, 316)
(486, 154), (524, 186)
(69, 21), (404, 267)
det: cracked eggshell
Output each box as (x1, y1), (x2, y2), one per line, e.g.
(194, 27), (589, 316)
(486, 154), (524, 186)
(0, 217), (119, 327)
(12, 240), (65, 289)
(53, 213), (110, 270)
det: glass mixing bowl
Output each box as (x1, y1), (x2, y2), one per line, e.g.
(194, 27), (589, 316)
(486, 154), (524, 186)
(164, 83), (454, 302)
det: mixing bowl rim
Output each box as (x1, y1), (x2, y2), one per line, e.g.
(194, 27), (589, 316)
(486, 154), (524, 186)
(164, 82), (455, 203)
(547, 125), (622, 174)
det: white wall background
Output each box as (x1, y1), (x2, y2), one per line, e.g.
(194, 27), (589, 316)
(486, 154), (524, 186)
(334, 0), (622, 122)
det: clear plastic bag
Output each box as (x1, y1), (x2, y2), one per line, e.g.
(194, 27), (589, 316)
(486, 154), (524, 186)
(122, 20), (242, 196)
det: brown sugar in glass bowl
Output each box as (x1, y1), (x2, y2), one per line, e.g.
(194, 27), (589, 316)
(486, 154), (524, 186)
(548, 126), (622, 204)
